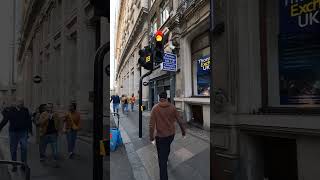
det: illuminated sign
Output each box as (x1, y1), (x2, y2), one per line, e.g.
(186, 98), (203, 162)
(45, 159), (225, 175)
(280, 0), (320, 33)
(198, 56), (210, 71)
(146, 56), (151, 62)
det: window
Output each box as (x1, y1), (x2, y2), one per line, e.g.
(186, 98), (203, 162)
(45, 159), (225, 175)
(160, 1), (170, 26)
(264, 0), (320, 107)
(191, 32), (211, 96)
(151, 15), (157, 34)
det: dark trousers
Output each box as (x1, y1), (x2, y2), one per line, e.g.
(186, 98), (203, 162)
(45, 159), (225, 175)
(9, 131), (28, 164)
(66, 130), (77, 153)
(155, 135), (174, 180)
(40, 133), (58, 160)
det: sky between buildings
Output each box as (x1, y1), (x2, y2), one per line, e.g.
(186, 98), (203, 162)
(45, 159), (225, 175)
(110, 0), (120, 90)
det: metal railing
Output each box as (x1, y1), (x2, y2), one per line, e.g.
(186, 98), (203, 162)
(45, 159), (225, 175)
(0, 160), (30, 180)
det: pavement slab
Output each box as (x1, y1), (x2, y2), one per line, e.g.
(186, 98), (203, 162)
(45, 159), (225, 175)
(116, 110), (211, 180)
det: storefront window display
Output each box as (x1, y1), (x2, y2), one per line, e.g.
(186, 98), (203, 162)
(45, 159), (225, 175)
(266, 0), (320, 106)
(192, 32), (211, 96)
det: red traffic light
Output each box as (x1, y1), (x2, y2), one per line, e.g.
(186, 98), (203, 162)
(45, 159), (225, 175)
(155, 30), (163, 42)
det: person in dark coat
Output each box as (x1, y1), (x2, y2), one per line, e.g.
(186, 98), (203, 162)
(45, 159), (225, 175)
(0, 99), (32, 172)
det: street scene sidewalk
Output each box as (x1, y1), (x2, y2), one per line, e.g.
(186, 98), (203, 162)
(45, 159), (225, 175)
(0, 147), (11, 179)
(111, 109), (210, 180)
(0, 111), (97, 180)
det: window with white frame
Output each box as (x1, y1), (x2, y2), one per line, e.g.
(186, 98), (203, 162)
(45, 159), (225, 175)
(191, 32), (211, 96)
(151, 15), (157, 34)
(160, 1), (170, 26)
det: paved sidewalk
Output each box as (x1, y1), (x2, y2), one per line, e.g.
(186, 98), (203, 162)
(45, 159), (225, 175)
(114, 110), (210, 180)
(0, 125), (93, 180)
(0, 148), (11, 180)
(110, 115), (135, 180)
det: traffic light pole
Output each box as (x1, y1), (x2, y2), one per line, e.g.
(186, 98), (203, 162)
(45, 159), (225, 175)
(139, 69), (153, 138)
(93, 42), (109, 180)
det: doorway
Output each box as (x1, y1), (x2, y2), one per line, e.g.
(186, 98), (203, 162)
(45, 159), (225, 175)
(191, 105), (203, 127)
(262, 137), (298, 180)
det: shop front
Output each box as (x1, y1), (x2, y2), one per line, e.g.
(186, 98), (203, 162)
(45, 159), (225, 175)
(189, 31), (210, 127)
(148, 74), (172, 109)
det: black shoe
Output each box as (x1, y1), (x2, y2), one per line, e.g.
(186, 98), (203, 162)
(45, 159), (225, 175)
(68, 152), (75, 159)
(40, 155), (46, 162)
(20, 166), (26, 172)
(12, 166), (17, 172)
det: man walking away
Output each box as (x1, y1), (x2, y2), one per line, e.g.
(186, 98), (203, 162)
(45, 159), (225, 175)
(149, 92), (186, 180)
(64, 102), (81, 159)
(39, 103), (60, 167)
(110, 94), (120, 114)
(130, 94), (136, 112)
(0, 99), (32, 172)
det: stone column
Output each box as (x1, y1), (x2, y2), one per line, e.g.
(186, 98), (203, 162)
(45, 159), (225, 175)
(76, 7), (97, 132)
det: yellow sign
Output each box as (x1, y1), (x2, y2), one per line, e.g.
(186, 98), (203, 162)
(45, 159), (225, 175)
(146, 56), (151, 62)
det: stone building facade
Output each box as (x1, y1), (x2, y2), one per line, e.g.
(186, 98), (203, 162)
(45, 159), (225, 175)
(115, 0), (211, 130)
(0, 0), (21, 107)
(16, 0), (109, 131)
(211, 0), (320, 179)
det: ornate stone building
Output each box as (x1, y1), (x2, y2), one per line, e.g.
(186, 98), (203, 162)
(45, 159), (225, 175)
(16, 0), (109, 131)
(0, 0), (21, 107)
(115, 0), (211, 130)
(211, 0), (320, 179)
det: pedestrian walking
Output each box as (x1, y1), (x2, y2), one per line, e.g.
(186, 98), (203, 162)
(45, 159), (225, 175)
(110, 94), (120, 114)
(124, 95), (129, 113)
(121, 95), (125, 113)
(32, 104), (47, 144)
(0, 99), (33, 172)
(121, 95), (128, 113)
(39, 103), (61, 167)
(149, 92), (186, 180)
(64, 102), (81, 159)
(130, 94), (136, 112)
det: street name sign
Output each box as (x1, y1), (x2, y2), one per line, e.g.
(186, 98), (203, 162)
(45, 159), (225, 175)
(161, 52), (177, 72)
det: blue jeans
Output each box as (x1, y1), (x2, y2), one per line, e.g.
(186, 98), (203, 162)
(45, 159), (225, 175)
(9, 131), (28, 163)
(113, 103), (119, 113)
(66, 130), (77, 153)
(40, 133), (58, 160)
(131, 103), (134, 111)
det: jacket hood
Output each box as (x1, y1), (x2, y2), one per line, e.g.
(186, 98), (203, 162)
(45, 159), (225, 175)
(158, 99), (171, 108)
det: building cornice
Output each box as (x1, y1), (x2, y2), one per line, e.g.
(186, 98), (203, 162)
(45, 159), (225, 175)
(177, 0), (209, 22)
(18, 0), (47, 62)
(116, 7), (149, 75)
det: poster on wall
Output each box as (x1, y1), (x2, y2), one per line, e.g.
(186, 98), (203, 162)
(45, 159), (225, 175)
(279, 0), (320, 105)
(197, 55), (211, 96)
(279, 0), (320, 33)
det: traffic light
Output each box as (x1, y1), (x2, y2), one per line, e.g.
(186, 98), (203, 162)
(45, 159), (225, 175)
(154, 30), (164, 64)
(138, 47), (153, 71)
(138, 49), (145, 65)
